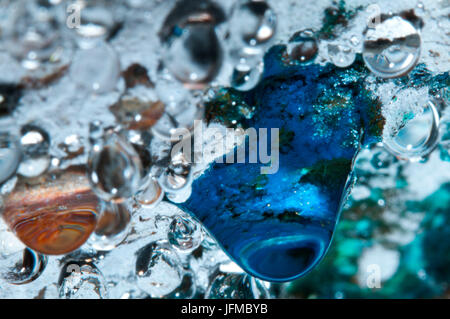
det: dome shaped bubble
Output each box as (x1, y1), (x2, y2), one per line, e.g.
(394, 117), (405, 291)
(363, 15), (421, 78)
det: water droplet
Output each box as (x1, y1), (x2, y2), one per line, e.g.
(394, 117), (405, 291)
(166, 270), (196, 299)
(168, 215), (203, 253)
(0, 132), (21, 184)
(2, 166), (99, 255)
(135, 242), (183, 297)
(383, 101), (440, 160)
(151, 100), (203, 142)
(231, 59), (264, 91)
(159, 152), (192, 192)
(0, 220), (47, 285)
(363, 16), (421, 78)
(229, 0), (277, 48)
(287, 29), (318, 63)
(162, 20), (222, 88)
(88, 132), (143, 202)
(59, 262), (108, 299)
(206, 273), (269, 299)
(17, 124), (50, 178)
(3, 1), (65, 69)
(87, 201), (131, 251)
(72, 0), (116, 41)
(110, 87), (165, 131)
(69, 42), (121, 94)
(327, 43), (356, 68)
(135, 178), (164, 209)
(166, 185), (192, 203)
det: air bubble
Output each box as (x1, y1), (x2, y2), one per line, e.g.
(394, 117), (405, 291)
(59, 262), (108, 299)
(327, 43), (356, 68)
(87, 201), (131, 251)
(383, 101), (440, 160)
(206, 273), (269, 299)
(0, 132), (21, 184)
(363, 16), (421, 78)
(17, 124), (50, 178)
(88, 132), (144, 202)
(168, 215), (203, 253)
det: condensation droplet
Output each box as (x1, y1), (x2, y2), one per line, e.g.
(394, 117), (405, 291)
(69, 42), (121, 94)
(383, 101), (440, 160)
(231, 60), (264, 91)
(59, 262), (108, 299)
(17, 124), (50, 178)
(168, 215), (203, 253)
(0, 220), (47, 285)
(0, 132), (21, 184)
(363, 16), (421, 78)
(287, 29), (318, 63)
(229, 0), (277, 48)
(159, 151), (192, 192)
(162, 21), (222, 88)
(88, 132), (143, 202)
(135, 178), (164, 209)
(206, 273), (270, 299)
(135, 242), (183, 298)
(3, 1), (65, 70)
(166, 185), (192, 203)
(166, 270), (196, 299)
(87, 201), (131, 251)
(327, 43), (356, 68)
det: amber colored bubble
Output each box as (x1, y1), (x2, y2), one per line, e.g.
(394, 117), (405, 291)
(2, 166), (99, 255)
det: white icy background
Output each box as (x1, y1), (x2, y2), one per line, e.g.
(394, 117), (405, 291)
(0, 0), (448, 298)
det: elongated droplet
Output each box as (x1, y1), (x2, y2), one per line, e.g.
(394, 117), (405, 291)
(2, 166), (99, 255)
(88, 132), (143, 202)
(363, 16), (421, 78)
(17, 124), (50, 178)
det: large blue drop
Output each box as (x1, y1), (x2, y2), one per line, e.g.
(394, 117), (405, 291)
(178, 46), (383, 282)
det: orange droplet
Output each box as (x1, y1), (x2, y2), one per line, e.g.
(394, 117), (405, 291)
(2, 166), (99, 255)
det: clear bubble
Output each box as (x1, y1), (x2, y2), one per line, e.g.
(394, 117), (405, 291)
(363, 16), (421, 78)
(327, 42), (356, 68)
(135, 242), (183, 297)
(151, 100), (203, 142)
(0, 132), (21, 184)
(110, 87), (165, 131)
(88, 132), (143, 202)
(0, 221), (47, 285)
(59, 262), (108, 299)
(229, 0), (277, 48)
(17, 124), (50, 178)
(159, 151), (192, 192)
(162, 23), (222, 88)
(206, 273), (270, 299)
(168, 215), (203, 253)
(383, 101), (440, 161)
(231, 59), (264, 91)
(166, 270), (197, 299)
(87, 201), (131, 251)
(69, 42), (121, 94)
(135, 178), (164, 209)
(166, 185), (192, 204)
(286, 29), (318, 63)
(69, 0), (116, 41)
(2, 1), (65, 70)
